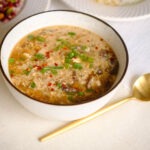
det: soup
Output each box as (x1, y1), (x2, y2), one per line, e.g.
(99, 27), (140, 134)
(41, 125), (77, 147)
(8, 25), (119, 105)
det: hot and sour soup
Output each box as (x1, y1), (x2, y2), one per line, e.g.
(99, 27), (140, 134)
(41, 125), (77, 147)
(8, 25), (119, 105)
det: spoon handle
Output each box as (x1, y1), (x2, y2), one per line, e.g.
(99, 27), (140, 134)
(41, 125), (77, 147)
(39, 97), (133, 142)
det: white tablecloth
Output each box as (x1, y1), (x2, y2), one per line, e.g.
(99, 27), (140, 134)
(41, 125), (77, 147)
(0, 0), (150, 150)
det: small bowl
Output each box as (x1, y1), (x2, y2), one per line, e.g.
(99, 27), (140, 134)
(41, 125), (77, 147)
(0, 10), (128, 121)
(0, 0), (25, 23)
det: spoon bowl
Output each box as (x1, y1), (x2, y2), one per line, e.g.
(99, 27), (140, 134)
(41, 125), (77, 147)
(133, 73), (150, 101)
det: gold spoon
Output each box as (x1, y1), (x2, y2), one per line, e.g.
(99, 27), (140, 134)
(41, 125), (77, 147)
(39, 73), (150, 142)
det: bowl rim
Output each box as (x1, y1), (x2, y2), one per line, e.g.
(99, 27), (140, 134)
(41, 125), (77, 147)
(0, 10), (129, 107)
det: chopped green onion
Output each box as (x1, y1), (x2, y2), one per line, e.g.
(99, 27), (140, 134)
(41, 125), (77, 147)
(57, 39), (69, 45)
(67, 50), (79, 59)
(65, 57), (72, 64)
(56, 39), (71, 47)
(68, 32), (76, 37)
(73, 63), (83, 70)
(79, 54), (94, 63)
(87, 57), (94, 63)
(30, 82), (36, 88)
(19, 57), (26, 61)
(55, 45), (63, 51)
(50, 69), (58, 75)
(55, 39), (71, 51)
(64, 63), (71, 69)
(57, 38), (64, 42)
(79, 54), (88, 61)
(89, 63), (93, 68)
(67, 52), (75, 59)
(50, 66), (64, 69)
(86, 88), (94, 93)
(57, 82), (62, 89)
(36, 36), (45, 42)
(67, 95), (74, 101)
(34, 53), (45, 60)
(27, 34), (35, 40)
(71, 45), (77, 51)
(23, 70), (30, 75)
(40, 66), (63, 74)
(27, 35), (45, 42)
(9, 70), (14, 76)
(40, 66), (51, 73)
(78, 92), (84, 96)
(9, 58), (15, 64)
(81, 45), (87, 50)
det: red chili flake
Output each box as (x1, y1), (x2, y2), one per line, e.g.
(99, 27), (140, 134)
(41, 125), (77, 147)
(58, 51), (61, 55)
(10, 74), (14, 78)
(54, 63), (58, 66)
(63, 47), (68, 50)
(26, 68), (30, 71)
(34, 65), (42, 70)
(48, 82), (52, 86)
(95, 46), (98, 50)
(8, 3), (13, 7)
(45, 51), (50, 58)
(44, 44), (47, 47)
(42, 63), (47, 67)
(49, 74), (53, 78)
(62, 83), (67, 88)
(51, 88), (54, 91)
(72, 76), (76, 80)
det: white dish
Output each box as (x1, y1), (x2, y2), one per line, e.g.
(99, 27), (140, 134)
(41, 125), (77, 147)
(61, 0), (150, 21)
(0, 0), (51, 43)
(0, 10), (128, 121)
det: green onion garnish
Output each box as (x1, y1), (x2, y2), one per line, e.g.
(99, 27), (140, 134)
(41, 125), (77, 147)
(57, 82), (62, 89)
(27, 34), (35, 40)
(50, 66), (64, 69)
(81, 45), (87, 50)
(86, 89), (94, 93)
(34, 53), (45, 60)
(79, 54), (94, 63)
(68, 32), (76, 37)
(40, 66), (51, 73)
(78, 92), (84, 96)
(50, 69), (58, 75)
(65, 57), (72, 64)
(30, 82), (36, 88)
(64, 63), (71, 69)
(73, 63), (83, 70)
(87, 57), (94, 63)
(36, 36), (45, 42)
(9, 58), (15, 64)
(67, 95), (74, 101)
(23, 70), (30, 75)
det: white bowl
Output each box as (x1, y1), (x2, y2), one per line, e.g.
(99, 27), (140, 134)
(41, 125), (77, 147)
(0, 10), (128, 121)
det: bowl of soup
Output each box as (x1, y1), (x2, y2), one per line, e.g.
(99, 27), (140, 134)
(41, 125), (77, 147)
(0, 10), (128, 121)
